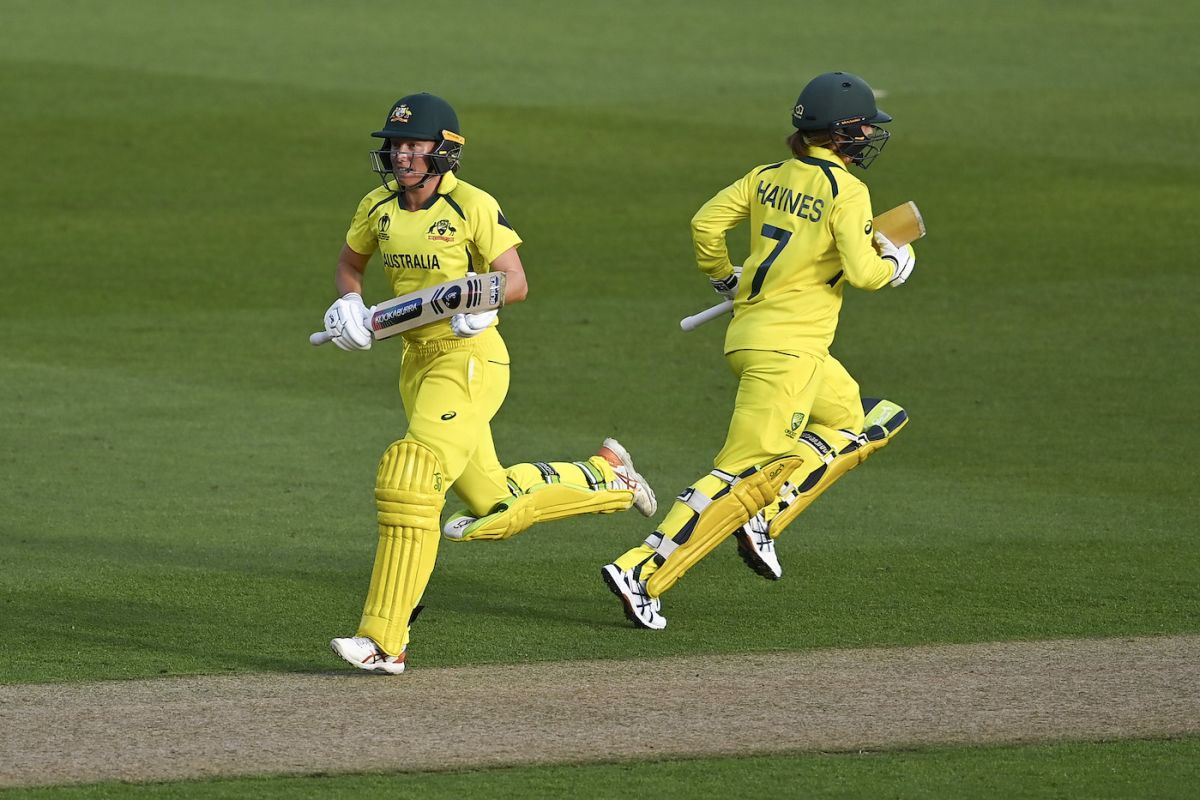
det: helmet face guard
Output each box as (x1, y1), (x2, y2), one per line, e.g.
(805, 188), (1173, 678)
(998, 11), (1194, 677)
(829, 120), (890, 169)
(369, 131), (464, 189)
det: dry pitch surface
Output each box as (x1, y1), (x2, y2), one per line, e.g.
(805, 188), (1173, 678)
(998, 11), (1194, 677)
(2, 635), (1197, 788)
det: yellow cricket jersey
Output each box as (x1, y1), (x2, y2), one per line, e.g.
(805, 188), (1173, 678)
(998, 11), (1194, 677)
(692, 146), (894, 357)
(345, 171), (522, 343)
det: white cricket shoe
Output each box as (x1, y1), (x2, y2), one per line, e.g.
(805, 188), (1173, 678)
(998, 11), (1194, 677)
(597, 438), (657, 517)
(734, 512), (782, 580)
(330, 636), (406, 674)
(601, 563), (666, 630)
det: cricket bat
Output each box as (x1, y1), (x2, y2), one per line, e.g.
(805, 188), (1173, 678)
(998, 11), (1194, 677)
(310, 272), (506, 346)
(679, 200), (926, 332)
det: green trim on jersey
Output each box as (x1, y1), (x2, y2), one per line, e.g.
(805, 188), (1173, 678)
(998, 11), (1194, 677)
(797, 156), (844, 198)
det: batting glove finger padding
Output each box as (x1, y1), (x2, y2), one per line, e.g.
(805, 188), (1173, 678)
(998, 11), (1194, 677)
(709, 265), (742, 300)
(324, 292), (374, 351)
(875, 233), (916, 287)
(450, 309), (498, 338)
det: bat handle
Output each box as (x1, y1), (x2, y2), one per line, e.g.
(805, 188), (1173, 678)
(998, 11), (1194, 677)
(680, 299), (734, 331)
(309, 331), (333, 346)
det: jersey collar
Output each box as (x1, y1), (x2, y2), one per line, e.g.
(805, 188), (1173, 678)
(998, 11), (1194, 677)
(394, 171), (457, 212)
(800, 146), (847, 170)
(436, 171), (460, 195)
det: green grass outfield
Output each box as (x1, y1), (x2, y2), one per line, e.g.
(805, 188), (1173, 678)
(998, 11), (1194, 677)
(3, 739), (1199, 800)
(2, 0), (1197, 794)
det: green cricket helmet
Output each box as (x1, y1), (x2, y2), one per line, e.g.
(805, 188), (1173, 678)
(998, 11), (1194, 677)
(791, 72), (891, 168)
(369, 92), (465, 186)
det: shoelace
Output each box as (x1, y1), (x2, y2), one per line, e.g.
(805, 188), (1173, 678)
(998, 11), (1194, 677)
(746, 516), (772, 548)
(612, 466), (641, 492)
(627, 576), (657, 614)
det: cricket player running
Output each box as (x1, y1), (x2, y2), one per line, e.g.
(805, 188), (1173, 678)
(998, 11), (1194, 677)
(321, 93), (656, 673)
(602, 72), (914, 629)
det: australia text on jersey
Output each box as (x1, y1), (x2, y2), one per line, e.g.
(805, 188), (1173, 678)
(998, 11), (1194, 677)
(382, 253), (442, 270)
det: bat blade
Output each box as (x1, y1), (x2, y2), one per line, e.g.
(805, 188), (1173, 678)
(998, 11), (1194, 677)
(872, 200), (925, 247)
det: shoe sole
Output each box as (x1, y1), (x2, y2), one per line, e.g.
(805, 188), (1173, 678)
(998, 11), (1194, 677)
(734, 533), (782, 581)
(600, 564), (664, 630)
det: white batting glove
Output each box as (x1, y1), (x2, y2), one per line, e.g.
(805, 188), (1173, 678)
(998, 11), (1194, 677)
(875, 232), (916, 287)
(450, 309), (497, 338)
(709, 266), (742, 300)
(323, 292), (373, 351)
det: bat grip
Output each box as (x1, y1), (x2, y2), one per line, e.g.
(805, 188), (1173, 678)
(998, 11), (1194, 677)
(309, 331), (333, 346)
(679, 299), (734, 331)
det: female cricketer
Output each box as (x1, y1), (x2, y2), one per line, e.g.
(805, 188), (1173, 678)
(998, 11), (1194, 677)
(321, 93), (656, 672)
(602, 72), (914, 629)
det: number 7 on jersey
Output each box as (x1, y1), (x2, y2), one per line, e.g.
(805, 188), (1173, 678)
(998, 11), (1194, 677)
(747, 224), (792, 300)
(680, 200), (926, 331)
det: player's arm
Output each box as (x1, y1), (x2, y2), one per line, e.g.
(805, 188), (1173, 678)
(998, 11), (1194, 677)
(449, 197), (525, 338)
(450, 246), (525, 338)
(465, 190), (525, 304)
(321, 244), (374, 351)
(691, 173), (752, 283)
(335, 243), (370, 296)
(830, 182), (895, 291)
(489, 246), (528, 304)
(322, 196), (378, 350)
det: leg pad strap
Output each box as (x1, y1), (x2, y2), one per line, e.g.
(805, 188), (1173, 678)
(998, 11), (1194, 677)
(768, 398), (909, 538)
(645, 454), (803, 597)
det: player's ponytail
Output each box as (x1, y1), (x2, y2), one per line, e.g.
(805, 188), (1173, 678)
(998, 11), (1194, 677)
(787, 130), (833, 159)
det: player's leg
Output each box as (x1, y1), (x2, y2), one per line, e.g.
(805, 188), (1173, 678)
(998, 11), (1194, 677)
(441, 334), (514, 517)
(331, 437), (445, 673)
(443, 439), (655, 541)
(602, 350), (825, 627)
(447, 432), (515, 516)
(735, 356), (908, 579)
(731, 354), (863, 579)
(440, 330), (655, 542)
(331, 342), (485, 673)
(764, 395), (907, 537)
